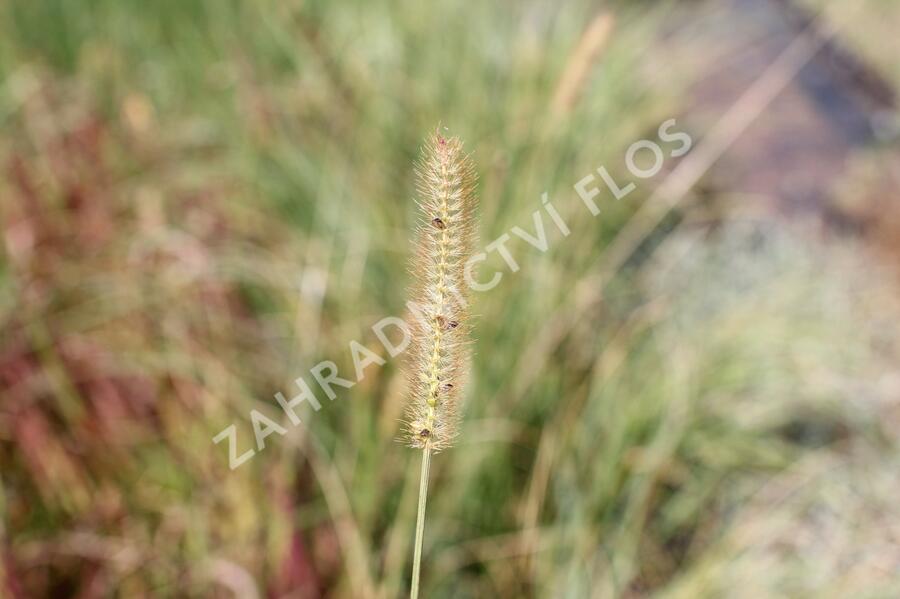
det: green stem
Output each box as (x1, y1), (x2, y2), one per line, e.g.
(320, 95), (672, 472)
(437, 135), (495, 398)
(410, 445), (432, 599)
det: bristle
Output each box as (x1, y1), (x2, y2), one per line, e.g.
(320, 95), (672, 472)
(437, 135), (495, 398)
(404, 129), (477, 451)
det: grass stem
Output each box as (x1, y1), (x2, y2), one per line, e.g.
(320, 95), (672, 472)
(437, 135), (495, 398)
(410, 445), (432, 599)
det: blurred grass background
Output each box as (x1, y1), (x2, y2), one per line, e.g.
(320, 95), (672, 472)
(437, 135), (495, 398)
(1, 0), (899, 597)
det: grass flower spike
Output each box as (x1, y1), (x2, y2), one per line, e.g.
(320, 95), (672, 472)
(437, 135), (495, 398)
(406, 129), (477, 598)
(405, 129), (477, 449)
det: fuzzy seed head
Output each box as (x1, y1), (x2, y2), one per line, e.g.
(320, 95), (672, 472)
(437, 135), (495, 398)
(404, 129), (477, 451)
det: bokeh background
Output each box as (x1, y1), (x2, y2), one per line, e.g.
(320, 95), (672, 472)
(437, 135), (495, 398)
(2, 0), (899, 597)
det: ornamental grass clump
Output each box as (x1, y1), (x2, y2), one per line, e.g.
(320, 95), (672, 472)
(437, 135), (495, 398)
(405, 129), (478, 598)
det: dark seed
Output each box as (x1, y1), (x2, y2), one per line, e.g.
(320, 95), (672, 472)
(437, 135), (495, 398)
(431, 217), (445, 230)
(434, 315), (459, 330)
(441, 383), (454, 392)
(419, 428), (431, 438)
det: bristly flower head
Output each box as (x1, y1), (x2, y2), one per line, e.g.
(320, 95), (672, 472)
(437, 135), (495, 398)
(404, 128), (478, 451)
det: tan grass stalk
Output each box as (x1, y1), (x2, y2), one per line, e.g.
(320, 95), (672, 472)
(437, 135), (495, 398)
(405, 129), (477, 598)
(551, 12), (615, 116)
